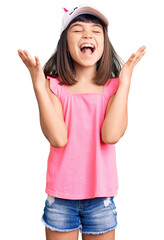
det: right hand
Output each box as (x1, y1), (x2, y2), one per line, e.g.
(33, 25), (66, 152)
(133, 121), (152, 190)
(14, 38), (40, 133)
(17, 49), (46, 90)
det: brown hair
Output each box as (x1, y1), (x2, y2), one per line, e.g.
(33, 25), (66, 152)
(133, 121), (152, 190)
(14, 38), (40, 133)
(43, 14), (124, 86)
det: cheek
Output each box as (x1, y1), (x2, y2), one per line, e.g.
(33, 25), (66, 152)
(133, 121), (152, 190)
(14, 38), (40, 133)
(67, 38), (79, 58)
(68, 45), (79, 60)
(67, 35), (74, 52)
(67, 45), (75, 60)
(67, 39), (73, 52)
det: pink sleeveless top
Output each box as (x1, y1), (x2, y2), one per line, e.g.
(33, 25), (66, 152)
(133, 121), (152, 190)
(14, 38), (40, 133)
(45, 76), (119, 200)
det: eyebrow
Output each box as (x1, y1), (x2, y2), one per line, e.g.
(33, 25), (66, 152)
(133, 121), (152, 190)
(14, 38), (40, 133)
(69, 23), (103, 29)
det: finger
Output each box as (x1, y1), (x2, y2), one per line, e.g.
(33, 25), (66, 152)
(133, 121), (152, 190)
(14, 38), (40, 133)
(133, 50), (146, 65)
(23, 50), (36, 67)
(35, 56), (41, 68)
(126, 53), (136, 66)
(17, 49), (30, 67)
(137, 45), (146, 52)
(132, 47), (146, 65)
(133, 46), (146, 57)
(124, 46), (146, 68)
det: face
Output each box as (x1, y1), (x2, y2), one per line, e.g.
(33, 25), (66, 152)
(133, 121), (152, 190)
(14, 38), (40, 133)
(67, 21), (104, 68)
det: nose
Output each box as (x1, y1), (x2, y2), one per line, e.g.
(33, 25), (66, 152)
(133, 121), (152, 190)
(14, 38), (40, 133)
(82, 31), (93, 39)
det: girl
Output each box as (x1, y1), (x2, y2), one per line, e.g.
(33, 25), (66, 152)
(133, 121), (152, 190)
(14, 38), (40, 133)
(17, 4), (146, 240)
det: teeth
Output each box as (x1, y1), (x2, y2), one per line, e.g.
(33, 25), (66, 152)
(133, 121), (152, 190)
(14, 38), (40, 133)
(80, 43), (95, 49)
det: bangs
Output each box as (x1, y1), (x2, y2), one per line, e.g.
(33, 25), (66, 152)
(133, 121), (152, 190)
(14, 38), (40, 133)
(66, 14), (107, 32)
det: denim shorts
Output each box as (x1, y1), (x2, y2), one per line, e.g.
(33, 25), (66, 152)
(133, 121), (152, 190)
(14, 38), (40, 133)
(41, 195), (117, 235)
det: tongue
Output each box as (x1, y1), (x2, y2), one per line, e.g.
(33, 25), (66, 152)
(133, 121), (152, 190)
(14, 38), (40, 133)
(81, 47), (92, 55)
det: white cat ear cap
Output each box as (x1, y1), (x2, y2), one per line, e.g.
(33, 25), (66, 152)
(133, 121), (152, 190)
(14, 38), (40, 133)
(60, 4), (109, 35)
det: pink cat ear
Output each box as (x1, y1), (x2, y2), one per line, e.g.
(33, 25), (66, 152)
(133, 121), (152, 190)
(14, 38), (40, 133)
(63, 8), (68, 12)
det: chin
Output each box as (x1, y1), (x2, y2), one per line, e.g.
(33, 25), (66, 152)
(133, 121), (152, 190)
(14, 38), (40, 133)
(76, 58), (100, 67)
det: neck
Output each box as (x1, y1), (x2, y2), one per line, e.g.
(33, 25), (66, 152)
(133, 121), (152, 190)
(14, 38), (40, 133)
(73, 62), (97, 85)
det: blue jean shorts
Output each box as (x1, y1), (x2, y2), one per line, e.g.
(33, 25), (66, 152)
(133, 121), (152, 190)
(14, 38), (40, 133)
(41, 195), (117, 235)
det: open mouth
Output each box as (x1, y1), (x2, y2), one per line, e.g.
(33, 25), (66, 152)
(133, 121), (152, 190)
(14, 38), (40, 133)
(80, 43), (95, 55)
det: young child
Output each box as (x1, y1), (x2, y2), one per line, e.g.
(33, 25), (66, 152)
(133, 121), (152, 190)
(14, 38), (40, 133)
(18, 4), (146, 240)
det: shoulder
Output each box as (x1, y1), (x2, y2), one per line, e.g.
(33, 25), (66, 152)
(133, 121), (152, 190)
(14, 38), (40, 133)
(104, 78), (119, 100)
(45, 76), (61, 102)
(46, 76), (61, 87)
(106, 78), (119, 88)
(45, 78), (65, 121)
(45, 76), (66, 102)
(105, 78), (119, 110)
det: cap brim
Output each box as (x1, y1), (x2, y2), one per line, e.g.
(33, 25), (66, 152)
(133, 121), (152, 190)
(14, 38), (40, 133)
(65, 6), (109, 30)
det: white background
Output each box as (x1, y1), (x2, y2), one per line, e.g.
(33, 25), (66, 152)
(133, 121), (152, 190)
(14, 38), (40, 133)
(0, 0), (164, 239)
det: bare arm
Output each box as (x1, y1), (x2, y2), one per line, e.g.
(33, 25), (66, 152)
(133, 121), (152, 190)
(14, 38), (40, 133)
(34, 84), (68, 148)
(18, 49), (67, 148)
(101, 45), (146, 144)
(101, 83), (130, 144)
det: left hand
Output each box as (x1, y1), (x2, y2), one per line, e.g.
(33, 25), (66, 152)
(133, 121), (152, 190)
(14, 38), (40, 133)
(119, 45), (146, 86)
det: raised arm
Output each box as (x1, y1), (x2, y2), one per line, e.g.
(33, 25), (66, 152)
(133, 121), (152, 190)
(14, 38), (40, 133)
(17, 49), (68, 148)
(101, 46), (146, 144)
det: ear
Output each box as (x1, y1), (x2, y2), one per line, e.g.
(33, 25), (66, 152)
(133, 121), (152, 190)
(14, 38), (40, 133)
(63, 8), (68, 12)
